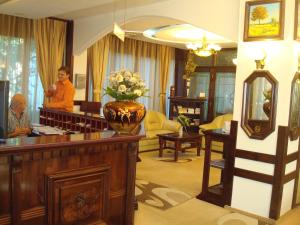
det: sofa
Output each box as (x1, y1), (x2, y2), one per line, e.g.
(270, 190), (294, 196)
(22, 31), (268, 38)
(139, 110), (181, 152)
(199, 113), (233, 152)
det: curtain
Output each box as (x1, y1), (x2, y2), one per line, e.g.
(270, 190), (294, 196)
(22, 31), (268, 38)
(0, 14), (43, 123)
(93, 35), (175, 114)
(33, 18), (66, 98)
(158, 45), (174, 114)
(87, 35), (111, 102)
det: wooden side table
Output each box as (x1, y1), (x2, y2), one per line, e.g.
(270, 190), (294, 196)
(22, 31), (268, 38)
(197, 121), (237, 206)
(157, 132), (202, 161)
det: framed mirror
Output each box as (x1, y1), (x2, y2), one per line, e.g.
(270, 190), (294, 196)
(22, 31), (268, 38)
(241, 70), (278, 139)
(288, 72), (300, 140)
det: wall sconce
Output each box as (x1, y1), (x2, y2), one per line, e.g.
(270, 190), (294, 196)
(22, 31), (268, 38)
(232, 58), (237, 65)
(254, 50), (267, 70)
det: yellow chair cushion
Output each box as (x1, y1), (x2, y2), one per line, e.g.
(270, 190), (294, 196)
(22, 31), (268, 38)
(199, 113), (233, 152)
(139, 110), (181, 152)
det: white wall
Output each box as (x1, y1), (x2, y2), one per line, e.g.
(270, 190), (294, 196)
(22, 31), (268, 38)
(73, 0), (240, 54)
(231, 0), (299, 218)
(73, 50), (87, 102)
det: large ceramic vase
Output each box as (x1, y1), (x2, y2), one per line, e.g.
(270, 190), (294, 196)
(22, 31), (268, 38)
(103, 101), (146, 134)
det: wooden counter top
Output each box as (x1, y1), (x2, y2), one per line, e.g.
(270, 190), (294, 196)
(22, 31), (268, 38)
(0, 131), (144, 154)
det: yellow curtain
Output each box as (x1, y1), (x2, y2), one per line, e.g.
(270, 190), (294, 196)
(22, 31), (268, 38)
(87, 35), (111, 102)
(33, 18), (66, 95)
(89, 35), (174, 113)
(158, 45), (174, 114)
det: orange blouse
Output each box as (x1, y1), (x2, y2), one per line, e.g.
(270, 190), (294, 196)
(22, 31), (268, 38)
(45, 79), (75, 112)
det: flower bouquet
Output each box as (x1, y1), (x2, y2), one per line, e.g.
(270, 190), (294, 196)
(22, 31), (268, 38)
(104, 70), (148, 101)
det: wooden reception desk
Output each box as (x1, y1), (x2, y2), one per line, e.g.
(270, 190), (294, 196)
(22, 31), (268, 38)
(0, 131), (143, 225)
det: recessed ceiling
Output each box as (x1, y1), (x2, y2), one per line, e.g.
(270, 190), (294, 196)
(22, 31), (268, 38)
(143, 24), (232, 44)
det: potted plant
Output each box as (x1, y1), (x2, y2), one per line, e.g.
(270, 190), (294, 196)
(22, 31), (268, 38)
(177, 114), (191, 135)
(103, 69), (148, 134)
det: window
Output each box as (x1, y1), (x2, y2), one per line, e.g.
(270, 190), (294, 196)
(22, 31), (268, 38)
(214, 72), (235, 117)
(0, 35), (43, 123)
(189, 72), (210, 121)
(182, 49), (237, 122)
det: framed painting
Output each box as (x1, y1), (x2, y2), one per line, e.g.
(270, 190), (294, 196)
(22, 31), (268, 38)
(74, 73), (86, 89)
(244, 0), (285, 41)
(295, 0), (300, 40)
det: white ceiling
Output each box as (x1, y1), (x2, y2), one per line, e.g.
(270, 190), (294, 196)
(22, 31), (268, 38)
(0, 0), (168, 19)
(0, 0), (237, 49)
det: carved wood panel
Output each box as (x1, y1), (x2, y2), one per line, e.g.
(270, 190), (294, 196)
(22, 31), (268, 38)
(46, 166), (110, 225)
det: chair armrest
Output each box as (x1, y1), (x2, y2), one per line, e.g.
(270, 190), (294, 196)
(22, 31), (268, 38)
(163, 120), (181, 132)
(199, 123), (219, 131)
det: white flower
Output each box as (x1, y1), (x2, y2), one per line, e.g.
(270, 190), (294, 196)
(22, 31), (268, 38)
(133, 72), (140, 79)
(118, 85), (127, 93)
(115, 74), (124, 82)
(109, 76), (116, 82)
(138, 81), (145, 87)
(134, 89), (142, 96)
(123, 72), (132, 81)
(129, 77), (137, 84)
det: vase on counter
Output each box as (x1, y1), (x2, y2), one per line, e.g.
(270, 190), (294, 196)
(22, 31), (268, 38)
(103, 101), (146, 134)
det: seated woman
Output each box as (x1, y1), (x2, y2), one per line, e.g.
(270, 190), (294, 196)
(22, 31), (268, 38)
(8, 94), (31, 138)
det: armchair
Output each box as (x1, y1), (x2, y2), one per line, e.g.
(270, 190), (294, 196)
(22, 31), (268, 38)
(199, 114), (233, 152)
(139, 110), (181, 152)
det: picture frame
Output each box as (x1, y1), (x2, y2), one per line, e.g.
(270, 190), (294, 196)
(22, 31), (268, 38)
(295, 0), (300, 40)
(74, 73), (86, 89)
(244, 0), (285, 41)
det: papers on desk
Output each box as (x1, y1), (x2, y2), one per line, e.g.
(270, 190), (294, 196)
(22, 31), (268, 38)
(32, 125), (65, 135)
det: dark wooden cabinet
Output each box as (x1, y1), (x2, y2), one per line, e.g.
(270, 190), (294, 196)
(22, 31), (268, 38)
(197, 121), (237, 206)
(39, 108), (109, 133)
(169, 97), (206, 130)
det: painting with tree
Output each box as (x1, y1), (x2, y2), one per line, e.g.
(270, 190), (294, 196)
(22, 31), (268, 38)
(244, 0), (284, 41)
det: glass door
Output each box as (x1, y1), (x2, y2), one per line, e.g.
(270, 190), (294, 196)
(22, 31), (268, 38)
(214, 72), (235, 118)
(189, 72), (210, 121)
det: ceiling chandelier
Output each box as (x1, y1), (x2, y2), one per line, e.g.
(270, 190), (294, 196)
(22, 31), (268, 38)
(186, 36), (221, 57)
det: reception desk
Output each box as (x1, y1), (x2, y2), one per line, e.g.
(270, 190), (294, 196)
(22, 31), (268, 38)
(0, 131), (143, 225)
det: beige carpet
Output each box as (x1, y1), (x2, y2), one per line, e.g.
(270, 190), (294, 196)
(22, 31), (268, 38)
(135, 148), (300, 225)
(137, 149), (222, 196)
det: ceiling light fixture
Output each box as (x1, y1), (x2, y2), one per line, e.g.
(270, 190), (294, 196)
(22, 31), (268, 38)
(186, 35), (221, 57)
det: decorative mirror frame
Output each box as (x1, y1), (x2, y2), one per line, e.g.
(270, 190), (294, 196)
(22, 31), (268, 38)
(288, 72), (300, 140)
(241, 70), (278, 140)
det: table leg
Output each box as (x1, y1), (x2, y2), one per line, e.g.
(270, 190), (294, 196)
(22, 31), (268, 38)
(196, 140), (201, 156)
(175, 140), (180, 162)
(159, 138), (163, 157)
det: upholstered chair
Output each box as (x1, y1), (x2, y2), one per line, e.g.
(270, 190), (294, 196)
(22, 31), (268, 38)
(139, 110), (181, 152)
(199, 113), (233, 152)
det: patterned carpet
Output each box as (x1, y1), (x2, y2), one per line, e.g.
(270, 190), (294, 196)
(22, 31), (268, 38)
(135, 179), (192, 210)
(156, 149), (202, 163)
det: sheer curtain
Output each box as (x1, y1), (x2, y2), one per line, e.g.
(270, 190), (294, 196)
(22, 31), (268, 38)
(99, 35), (175, 114)
(0, 14), (43, 123)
